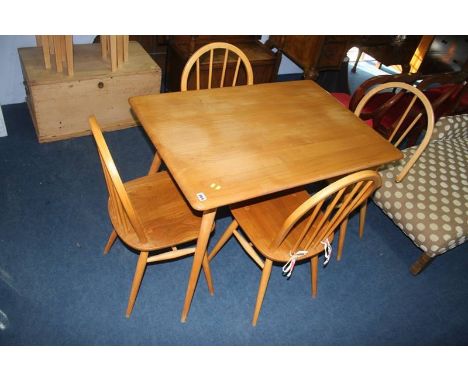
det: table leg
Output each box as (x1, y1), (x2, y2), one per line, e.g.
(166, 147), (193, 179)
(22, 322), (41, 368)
(181, 208), (216, 323)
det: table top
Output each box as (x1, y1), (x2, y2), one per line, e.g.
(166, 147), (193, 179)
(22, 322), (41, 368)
(130, 80), (402, 211)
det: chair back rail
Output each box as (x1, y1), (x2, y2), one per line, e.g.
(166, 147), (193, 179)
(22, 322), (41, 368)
(89, 116), (147, 243)
(180, 42), (254, 91)
(271, 170), (381, 253)
(354, 82), (435, 182)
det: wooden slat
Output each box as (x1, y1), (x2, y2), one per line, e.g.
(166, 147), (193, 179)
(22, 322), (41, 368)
(60, 36), (67, 62)
(110, 35), (117, 72)
(232, 57), (241, 86)
(208, 49), (213, 89)
(123, 35), (129, 62)
(220, 49), (228, 87)
(49, 36), (55, 54)
(65, 36), (74, 76)
(41, 36), (51, 69)
(117, 35), (124, 68)
(101, 35), (108, 59)
(54, 35), (63, 73)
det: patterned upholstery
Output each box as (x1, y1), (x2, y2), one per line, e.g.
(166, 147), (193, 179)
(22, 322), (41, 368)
(373, 114), (468, 257)
(429, 114), (468, 142)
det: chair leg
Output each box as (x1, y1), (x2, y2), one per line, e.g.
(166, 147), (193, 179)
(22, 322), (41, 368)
(202, 251), (214, 295)
(337, 218), (348, 261)
(103, 230), (118, 255)
(351, 49), (362, 73)
(310, 255), (319, 298)
(126, 251), (149, 318)
(147, 153), (162, 175)
(252, 259), (273, 326)
(208, 220), (238, 261)
(410, 253), (434, 276)
(359, 201), (367, 239)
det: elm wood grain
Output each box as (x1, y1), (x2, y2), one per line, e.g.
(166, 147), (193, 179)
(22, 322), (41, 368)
(129, 80), (402, 321)
(209, 170), (382, 325)
(148, 42), (254, 174)
(131, 81), (401, 211)
(89, 116), (213, 318)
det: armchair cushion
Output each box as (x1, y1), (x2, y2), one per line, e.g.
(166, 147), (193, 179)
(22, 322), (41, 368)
(429, 114), (468, 143)
(373, 127), (468, 256)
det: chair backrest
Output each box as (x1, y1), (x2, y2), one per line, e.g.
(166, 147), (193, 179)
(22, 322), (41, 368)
(348, 72), (424, 113)
(418, 70), (468, 118)
(89, 116), (147, 243)
(270, 170), (381, 254)
(180, 42), (254, 91)
(354, 82), (435, 182)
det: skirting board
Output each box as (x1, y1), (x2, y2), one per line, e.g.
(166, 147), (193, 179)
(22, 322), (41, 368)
(0, 106), (7, 137)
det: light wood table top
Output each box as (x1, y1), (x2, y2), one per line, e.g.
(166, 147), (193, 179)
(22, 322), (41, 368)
(130, 80), (402, 211)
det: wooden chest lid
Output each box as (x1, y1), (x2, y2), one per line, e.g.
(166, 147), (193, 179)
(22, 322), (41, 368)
(19, 41), (160, 85)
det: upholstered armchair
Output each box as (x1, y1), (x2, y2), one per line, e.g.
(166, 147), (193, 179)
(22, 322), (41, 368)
(373, 114), (468, 274)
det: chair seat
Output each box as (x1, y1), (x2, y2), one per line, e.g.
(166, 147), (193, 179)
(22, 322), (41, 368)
(231, 189), (331, 262)
(374, 138), (468, 256)
(109, 171), (203, 251)
(331, 92), (351, 108)
(331, 92), (373, 127)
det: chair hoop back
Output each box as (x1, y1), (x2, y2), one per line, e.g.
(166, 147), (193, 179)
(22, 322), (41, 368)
(89, 116), (147, 243)
(180, 42), (254, 91)
(271, 170), (382, 253)
(354, 82), (435, 182)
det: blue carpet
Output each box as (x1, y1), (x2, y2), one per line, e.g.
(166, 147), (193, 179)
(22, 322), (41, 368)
(0, 102), (467, 346)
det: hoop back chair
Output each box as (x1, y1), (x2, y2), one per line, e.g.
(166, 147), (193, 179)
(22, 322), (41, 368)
(355, 82), (435, 182)
(208, 170), (381, 325)
(337, 82), (435, 261)
(148, 42), (254, 174)
(90, 116), (213, 318)
(180, 41), (254, 91)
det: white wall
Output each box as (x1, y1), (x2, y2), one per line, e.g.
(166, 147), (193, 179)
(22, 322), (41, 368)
(0, 35), (301, 106)
(0, 35), (36, 105)
(0, 35), (94, 106)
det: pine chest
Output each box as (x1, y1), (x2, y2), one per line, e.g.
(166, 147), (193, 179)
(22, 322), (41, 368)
(18, 41), (161, 142)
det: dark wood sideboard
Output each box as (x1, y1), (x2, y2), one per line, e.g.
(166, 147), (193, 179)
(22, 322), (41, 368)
(266, 35), (423, 79)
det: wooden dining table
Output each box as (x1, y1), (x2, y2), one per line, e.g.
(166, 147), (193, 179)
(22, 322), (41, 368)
(129, 80), (402, 322)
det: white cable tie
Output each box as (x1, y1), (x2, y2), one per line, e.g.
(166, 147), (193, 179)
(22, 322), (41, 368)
(282, 250), (308, 278)
(321, 238), (332, 266)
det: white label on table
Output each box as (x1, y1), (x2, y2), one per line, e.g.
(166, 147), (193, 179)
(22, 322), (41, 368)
(196, 192), (207, 202)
